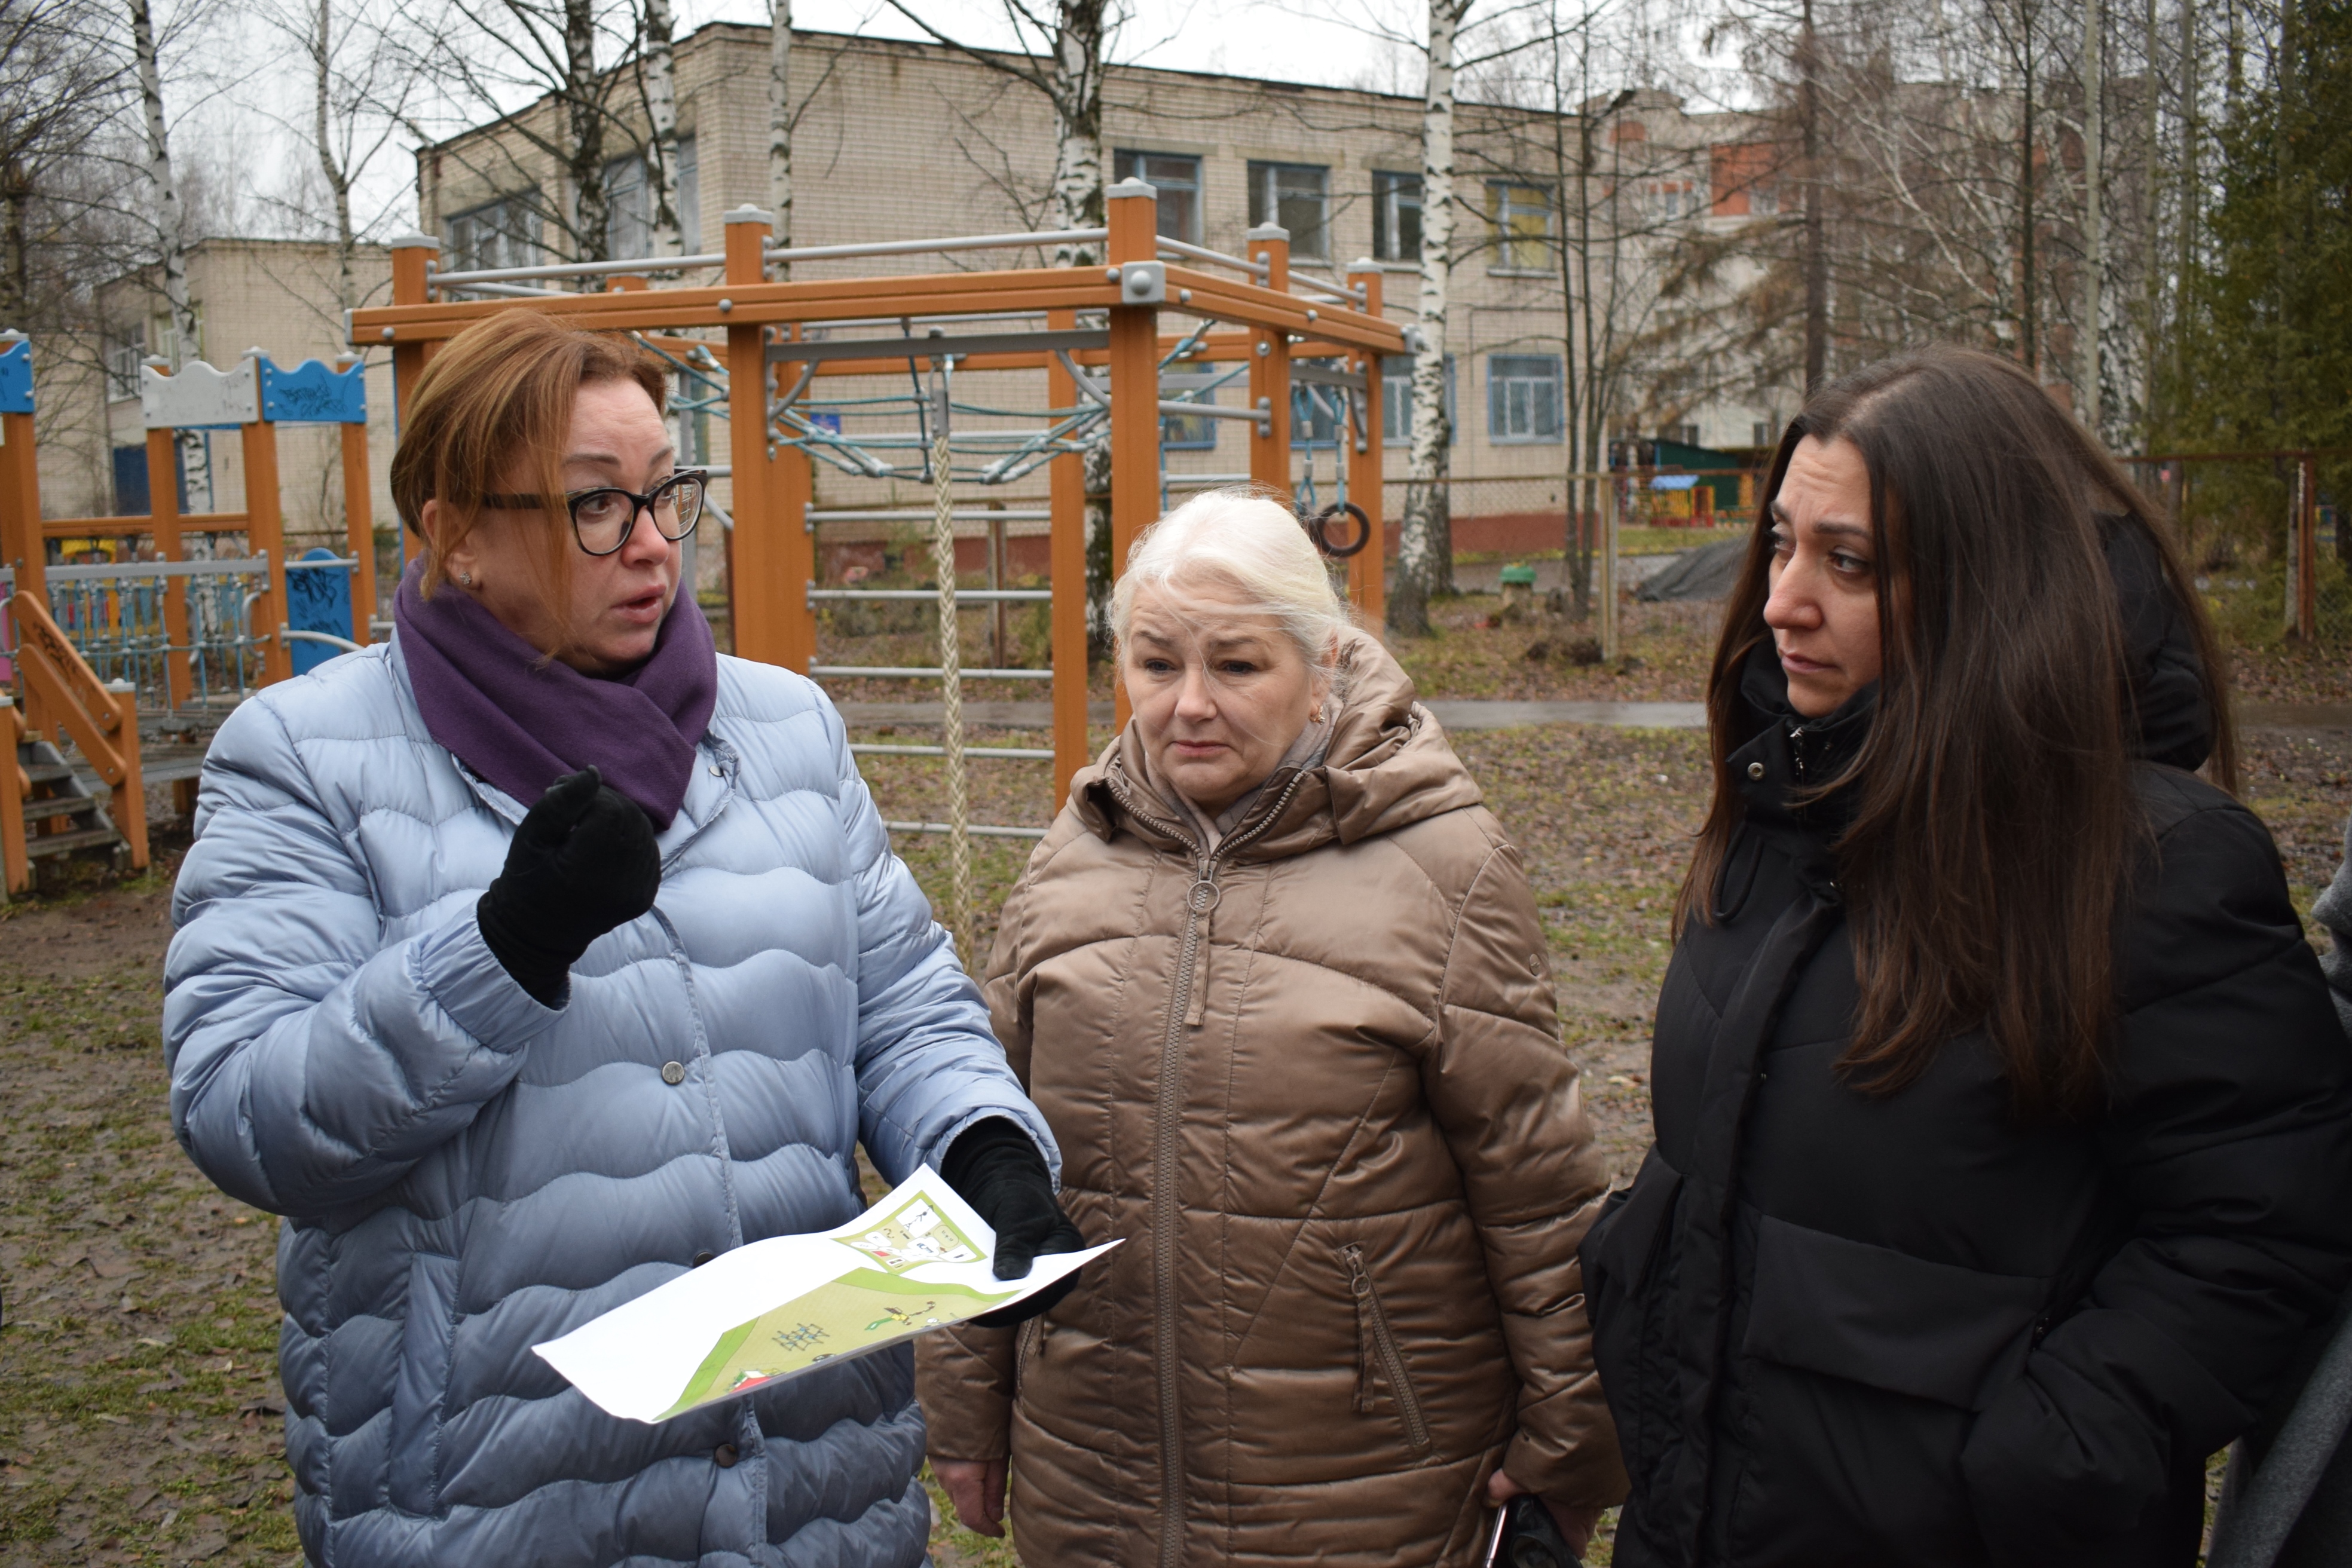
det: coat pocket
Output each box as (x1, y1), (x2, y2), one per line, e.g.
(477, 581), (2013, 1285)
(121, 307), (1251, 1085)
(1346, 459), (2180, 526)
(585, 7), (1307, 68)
(1580, 1146), (1684, 1329)
(1741, 1214), (2050, 1411)
(389, 1251), (461, 1516)
(1341, 1243), (1433, 1456)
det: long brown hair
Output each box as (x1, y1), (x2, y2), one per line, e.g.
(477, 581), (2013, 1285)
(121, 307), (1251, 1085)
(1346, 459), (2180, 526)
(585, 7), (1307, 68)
(1677, 346), (2235, 1116)
(388, 311), (668, 627)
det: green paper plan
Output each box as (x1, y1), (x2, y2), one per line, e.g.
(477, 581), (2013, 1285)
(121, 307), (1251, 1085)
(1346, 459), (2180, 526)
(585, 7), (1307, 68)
(534, 1166), (1117, 1423)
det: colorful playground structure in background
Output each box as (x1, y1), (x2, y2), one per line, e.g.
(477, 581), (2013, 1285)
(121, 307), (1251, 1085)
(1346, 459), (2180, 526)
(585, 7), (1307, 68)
(0, 180), (1407, 925)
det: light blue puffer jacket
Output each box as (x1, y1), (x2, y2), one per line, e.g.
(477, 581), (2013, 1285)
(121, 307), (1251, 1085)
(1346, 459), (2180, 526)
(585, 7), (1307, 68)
(164, 636), (1055, 1568)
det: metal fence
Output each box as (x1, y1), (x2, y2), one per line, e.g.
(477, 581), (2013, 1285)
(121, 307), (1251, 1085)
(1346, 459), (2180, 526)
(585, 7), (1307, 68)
(3, 556), (276, 713)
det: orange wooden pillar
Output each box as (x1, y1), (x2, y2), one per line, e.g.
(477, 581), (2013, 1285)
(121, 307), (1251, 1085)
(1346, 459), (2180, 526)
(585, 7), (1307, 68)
(142, 366), (194, 707)
(720, 206), (807, 670)
(337, 354), (377, 643)
(1, 332), (47, 740)
(1045, 307), (1090, 806)
(1345, 262), (1387, 623)
(1246, 226), (1293, 503)
(238, 354), (292, 685)
(1105, 180), (1161, 732)
(384, 236), (438, 590)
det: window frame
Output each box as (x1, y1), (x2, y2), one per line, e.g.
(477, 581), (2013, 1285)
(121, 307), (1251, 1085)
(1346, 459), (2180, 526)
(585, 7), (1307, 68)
(1485, 181), (1556, 274)
(1373, 170), (1422, 263)
(1158, 368), (1224, 451)
(1247, 160), (1331, 260)
(447, 195), (541, 272)
(1381, 353), (1456, 446)
(1487, 353), (1565, 445)
(1113, 149), (1204, 246)
(602, 137), (700, 260)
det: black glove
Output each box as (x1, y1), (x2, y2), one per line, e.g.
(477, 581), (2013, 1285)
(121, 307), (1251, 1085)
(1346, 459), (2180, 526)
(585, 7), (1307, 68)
(476, 767), (661, 1006)
(941, 1117), (1087, 1328)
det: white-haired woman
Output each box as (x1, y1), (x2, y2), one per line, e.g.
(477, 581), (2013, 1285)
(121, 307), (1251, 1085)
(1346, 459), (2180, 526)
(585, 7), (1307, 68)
(915, 491), (1625, 1565)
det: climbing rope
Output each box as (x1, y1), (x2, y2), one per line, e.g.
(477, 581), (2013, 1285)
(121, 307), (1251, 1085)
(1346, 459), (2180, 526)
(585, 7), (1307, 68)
(927, 367), (975, 958)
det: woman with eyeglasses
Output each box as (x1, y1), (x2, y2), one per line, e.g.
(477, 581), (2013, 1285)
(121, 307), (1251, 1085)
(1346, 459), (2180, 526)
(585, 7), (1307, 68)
(163, 311), (1079, 1568)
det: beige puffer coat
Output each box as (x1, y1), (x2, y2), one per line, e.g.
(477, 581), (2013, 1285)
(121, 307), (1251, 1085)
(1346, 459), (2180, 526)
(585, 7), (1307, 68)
(916, 632), (1624, 1567)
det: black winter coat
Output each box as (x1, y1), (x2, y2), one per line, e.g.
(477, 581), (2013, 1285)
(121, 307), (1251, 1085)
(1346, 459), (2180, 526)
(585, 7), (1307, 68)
(1583, 535), (2352, 1568)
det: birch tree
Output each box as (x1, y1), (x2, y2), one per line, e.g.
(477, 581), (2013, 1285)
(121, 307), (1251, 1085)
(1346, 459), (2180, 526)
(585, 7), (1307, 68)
(880, 0), (1112, 265)
(2079, 0), (2102, 428)
(127, 0), (196, 358)
(1390, 0), (1472, 638)
(638, 0), (678, 255)
(767, 0), (790, 262)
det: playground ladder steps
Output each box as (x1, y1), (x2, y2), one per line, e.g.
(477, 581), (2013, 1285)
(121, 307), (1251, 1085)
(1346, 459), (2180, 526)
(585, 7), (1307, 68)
(17, 738), (127, 861)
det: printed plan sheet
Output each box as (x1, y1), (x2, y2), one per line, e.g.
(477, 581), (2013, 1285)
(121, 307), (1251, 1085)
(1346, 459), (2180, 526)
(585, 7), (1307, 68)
(535, 1168), (1115, 1422)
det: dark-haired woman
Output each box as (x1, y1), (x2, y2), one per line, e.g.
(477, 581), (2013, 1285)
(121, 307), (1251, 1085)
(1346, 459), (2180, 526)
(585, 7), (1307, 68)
(1582, 344), (2352, 1568)
(163, 311), (1076, 1568)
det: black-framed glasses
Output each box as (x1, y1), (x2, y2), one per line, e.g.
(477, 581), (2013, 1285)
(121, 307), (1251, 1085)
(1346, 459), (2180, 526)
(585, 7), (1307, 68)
(482, 470), (707, 556)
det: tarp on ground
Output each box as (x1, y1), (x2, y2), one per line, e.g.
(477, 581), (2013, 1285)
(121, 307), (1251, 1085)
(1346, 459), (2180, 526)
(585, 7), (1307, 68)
(1637, 538), (1747, 602)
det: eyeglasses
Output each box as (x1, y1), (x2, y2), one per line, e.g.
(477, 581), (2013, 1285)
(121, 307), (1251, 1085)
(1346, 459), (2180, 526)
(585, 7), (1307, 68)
(481, 470), (708, 556)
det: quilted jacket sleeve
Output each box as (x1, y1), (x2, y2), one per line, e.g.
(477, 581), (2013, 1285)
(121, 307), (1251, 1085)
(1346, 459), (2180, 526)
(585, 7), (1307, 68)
(1427, 832), (1627, 1509)
(1962, 792), (2352, 1563)
(164, 693), (564, 1220)
(912, 844), (1051, 1461)
(824, 708), (1060, 1189)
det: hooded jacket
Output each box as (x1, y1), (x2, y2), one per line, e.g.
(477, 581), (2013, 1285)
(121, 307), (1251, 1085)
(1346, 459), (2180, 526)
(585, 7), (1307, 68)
(915, 631), (1625, 1567)
(1582, 521), (2352, 1567)
(163, 639), (1056, 1568)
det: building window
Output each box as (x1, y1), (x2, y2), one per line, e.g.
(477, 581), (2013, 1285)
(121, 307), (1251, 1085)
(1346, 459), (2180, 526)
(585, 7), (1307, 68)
(1636, 179), (1700, 223)
(1247, 161), (1329, 259)
(448, 196), (540, 272)
(1488, 354), (1564, 443)
(1752, 420), (1778, 447)
(1710, 143), (1779, 218)
(106, 322), (145, 402)
(1374, 171), (1421, 262)
(604, 137), (701, 259)
(1486, 182), (1553, 272)
(1382, 354), (1455, 445)
(1160, 369), (1222, 450)
(1113, 150), (1203, 245)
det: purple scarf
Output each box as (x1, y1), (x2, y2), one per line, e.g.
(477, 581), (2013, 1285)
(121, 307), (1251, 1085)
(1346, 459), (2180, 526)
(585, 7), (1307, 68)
(394, 559), (718, 828)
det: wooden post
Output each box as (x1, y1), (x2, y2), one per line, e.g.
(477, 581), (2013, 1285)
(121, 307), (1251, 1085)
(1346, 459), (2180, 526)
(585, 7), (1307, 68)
(1106, 180), (1161, 733)
(0, 411), (39, 607)
(240, 386), (292, 686)
(1246, 225), (1293, 501)
(1, 694), (26, 898)
(103, 677), (147, 869)
(1045, 307), (1090, 807)
(721, 207), (794, 668)
(142, 364), (193, 707)
(386, 235), (437, 431)
(2297, 453), (2320, 641)
(775, 441), (815, 671)
(1345, 261), (1386, 623)
(337, 354), (377, 643)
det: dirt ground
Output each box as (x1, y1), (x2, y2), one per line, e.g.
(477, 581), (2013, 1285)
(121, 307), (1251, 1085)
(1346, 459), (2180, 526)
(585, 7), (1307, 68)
(6, 688), (2350, 1564)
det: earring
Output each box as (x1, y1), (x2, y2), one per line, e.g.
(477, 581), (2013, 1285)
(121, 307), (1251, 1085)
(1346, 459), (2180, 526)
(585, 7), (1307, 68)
(1311, 703), (1325, 722)
(459, 571), (475, 587)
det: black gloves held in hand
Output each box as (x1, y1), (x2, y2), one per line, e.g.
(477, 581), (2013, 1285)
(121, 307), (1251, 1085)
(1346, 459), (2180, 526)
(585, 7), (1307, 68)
(942, 1117), (1087, 1329)
(477, 767), (662, 1006)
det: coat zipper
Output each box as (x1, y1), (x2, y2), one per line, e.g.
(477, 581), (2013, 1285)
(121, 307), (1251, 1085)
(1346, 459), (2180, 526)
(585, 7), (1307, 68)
(1107, 763), (1312, 1568)
(1342, 1243), (1433, 1454)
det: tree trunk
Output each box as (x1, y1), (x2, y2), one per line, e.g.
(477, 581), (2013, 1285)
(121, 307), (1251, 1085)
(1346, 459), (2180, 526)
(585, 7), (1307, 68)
(2179, 0), (2198, 402)
(128, 0), (197, 360)
(2019, 2), (2038, 375)
(2140, 0), (2161, 433)
(1550, 25), (1588, 623)
(1, 158), (29, 328)
(768, 0), (792, 271)
(313, 0), (356, 311)
(2080, 0), (2102, 431)
(1800, 0), (1827, 391)
(565, 0), (610, 262)
(1048, 0), (1106, 267)
(643, 0), (680, 256)
(1391, 0), (1469, 638)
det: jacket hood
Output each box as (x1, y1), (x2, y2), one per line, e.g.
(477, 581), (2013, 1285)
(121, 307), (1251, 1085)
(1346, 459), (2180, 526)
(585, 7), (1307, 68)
(1073, 627), (1483, 858)
(2106, 514), (2214, 771)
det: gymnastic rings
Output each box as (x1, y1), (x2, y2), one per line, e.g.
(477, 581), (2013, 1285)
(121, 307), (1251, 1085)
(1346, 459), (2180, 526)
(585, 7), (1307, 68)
(1304, 501), (1371, 559)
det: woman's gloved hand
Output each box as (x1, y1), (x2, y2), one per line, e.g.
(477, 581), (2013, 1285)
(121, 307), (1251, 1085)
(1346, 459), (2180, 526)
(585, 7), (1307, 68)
(941, 1117), (1087, 1328)
(476, 767), (661, 1006)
